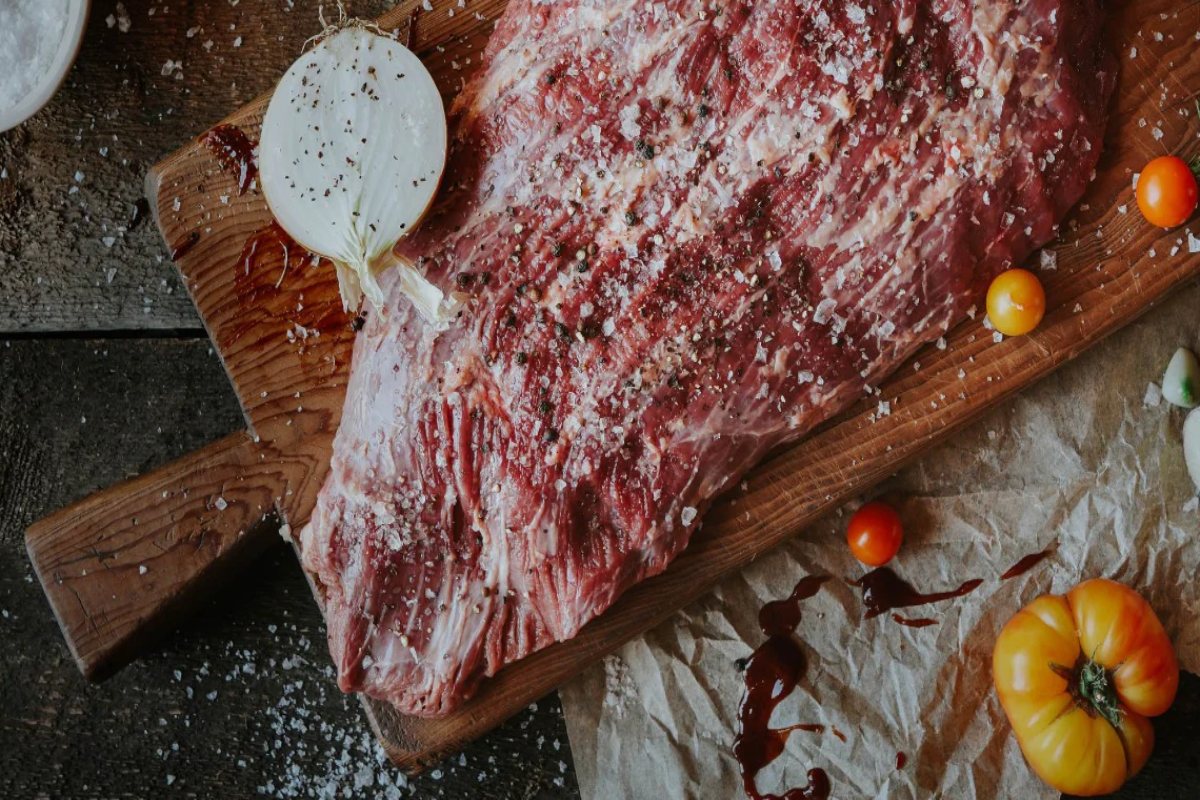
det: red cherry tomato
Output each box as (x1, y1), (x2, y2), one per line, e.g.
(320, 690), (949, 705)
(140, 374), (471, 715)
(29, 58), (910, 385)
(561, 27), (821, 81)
(846, 502), (903, 567)
(987, 268), (1046, 337)
(1136, 155), (1198, 229)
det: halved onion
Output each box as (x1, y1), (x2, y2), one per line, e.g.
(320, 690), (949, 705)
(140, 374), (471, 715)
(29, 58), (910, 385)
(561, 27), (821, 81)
(259, 23), (452, 321)
(1184, 409), (1200, 493)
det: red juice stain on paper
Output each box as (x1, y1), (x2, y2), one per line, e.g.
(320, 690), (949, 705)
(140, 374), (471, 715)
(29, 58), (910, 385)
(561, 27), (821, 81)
(735, 575), (832, 800)
(854, 568), (982, 619)
(786, 723), (826, 735)
(1000, 545), (1056, 580)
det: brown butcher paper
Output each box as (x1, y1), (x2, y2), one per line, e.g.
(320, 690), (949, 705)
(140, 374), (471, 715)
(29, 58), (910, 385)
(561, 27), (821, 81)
(560, 281), (1200, 799)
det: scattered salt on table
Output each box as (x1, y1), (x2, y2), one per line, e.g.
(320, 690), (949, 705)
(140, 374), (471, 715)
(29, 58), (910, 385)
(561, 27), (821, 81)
(1144, 383), (1163, 408)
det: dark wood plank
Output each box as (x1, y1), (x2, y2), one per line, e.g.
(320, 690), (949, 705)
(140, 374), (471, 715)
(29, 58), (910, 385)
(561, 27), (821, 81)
(0, 337), (578, 799)
(26, 431), (285, 681)
(146, 0), (502, 449)
(5, 0), (1191, 796)
(130, 0), (1200, 769)
(17, 0), (510, 772)
(0, 0), (397, 333)
(4, 334), (1195, 798)
(3, 339), (1196, 798)
(8, 0), (500, 745)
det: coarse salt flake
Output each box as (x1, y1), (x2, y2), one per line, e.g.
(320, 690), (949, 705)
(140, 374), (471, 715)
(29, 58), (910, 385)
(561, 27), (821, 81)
(1144, 382), (1163, 408)
(813, 298), (837, 325)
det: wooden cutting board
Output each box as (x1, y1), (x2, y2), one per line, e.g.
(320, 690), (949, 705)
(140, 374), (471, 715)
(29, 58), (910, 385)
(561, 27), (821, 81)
(25, 0), (1200, 772)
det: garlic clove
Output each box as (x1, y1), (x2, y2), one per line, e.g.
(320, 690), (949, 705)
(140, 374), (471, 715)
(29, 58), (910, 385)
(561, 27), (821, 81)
(1183, 408), (1200, 492)
(1161, 347), (1200, 409)
(259, 24), (449, 317)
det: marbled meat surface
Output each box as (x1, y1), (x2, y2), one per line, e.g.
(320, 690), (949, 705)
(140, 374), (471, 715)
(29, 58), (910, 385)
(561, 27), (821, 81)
(300, 0), (1114, 716)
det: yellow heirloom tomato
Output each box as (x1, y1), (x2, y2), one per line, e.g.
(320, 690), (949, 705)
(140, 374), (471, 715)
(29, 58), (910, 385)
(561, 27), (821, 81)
(993, 579), (1179, 796)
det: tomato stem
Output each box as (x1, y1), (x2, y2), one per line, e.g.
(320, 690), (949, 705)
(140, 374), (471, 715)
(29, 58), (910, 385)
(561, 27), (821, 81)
(1078, 657), (1122, 730)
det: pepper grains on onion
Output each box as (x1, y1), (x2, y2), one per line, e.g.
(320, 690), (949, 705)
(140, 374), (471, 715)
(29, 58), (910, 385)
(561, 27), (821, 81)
(258, 9), (455, 322)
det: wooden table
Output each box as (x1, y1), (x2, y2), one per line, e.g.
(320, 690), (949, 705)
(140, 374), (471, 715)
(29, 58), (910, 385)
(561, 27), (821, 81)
(0, 2), (1195, 798)
(0, 2), (572, 797)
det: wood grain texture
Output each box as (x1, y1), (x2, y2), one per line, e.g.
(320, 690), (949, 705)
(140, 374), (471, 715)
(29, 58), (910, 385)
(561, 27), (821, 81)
(40, 0), (1200, 772)
(25, 431), (283, 680)
(0, 339), (578, 800)
(0, 0), (399, 333)
(146, 0), (503, 456)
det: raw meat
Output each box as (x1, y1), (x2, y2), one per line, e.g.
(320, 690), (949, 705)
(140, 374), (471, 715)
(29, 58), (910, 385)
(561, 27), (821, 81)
(299, 0), (1114, 717)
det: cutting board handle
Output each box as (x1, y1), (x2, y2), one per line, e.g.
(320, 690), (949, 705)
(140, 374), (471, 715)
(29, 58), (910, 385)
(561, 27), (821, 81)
(25, 431), (285, 680)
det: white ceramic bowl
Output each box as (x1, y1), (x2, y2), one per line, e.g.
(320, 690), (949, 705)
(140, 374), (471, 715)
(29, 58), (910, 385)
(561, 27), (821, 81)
(0, 0), (90, 133)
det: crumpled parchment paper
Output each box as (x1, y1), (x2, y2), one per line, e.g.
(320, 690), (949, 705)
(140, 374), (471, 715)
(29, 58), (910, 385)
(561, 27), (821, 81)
(559, 282), (1200, 800)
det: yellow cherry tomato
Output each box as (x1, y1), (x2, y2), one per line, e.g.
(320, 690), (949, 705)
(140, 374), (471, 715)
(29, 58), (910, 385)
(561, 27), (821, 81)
(986, 268), (1045, 337)
(1136, 155), (1198, 229)
(993, 579), (1179, 796)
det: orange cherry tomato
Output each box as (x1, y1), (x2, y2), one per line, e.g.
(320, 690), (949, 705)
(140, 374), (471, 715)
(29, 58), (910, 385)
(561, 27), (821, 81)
(1136, 155), (1198, 229)
(993, 579), (1179, 796)
(986, 268), (1045, 337)
(846, 501), (903, 567)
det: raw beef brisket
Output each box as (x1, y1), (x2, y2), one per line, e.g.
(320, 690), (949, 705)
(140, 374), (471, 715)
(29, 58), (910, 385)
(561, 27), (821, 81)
(300, 0), (1113, 716)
